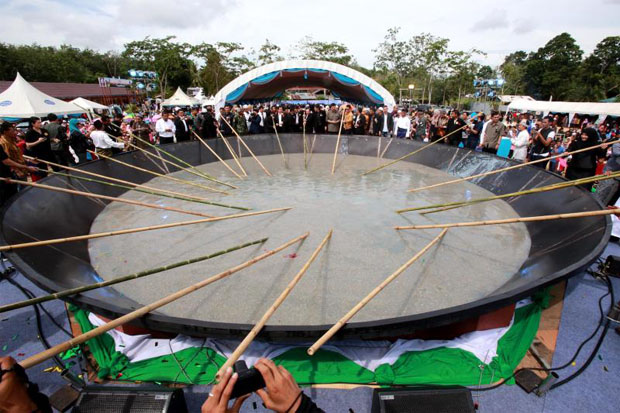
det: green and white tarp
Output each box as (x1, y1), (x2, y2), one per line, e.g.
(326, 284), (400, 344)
(69, 291), (548, 386)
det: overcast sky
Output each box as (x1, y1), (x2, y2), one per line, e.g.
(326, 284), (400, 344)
(2, 0), (618, 69)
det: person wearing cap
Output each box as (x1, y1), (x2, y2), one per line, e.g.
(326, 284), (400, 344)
(393, 109), (411, 138)
(510, 122), (530, 162)
(326, 104), (341, 134)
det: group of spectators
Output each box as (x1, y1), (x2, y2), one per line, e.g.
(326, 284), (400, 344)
(1, 102), (619, 206)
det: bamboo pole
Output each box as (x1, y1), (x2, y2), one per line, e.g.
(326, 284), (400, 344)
(0, 238), (267, 314)
(88, 150), (230, 195)
(0, 207), (291, 252)
(191, 130), (244, 179)
(126, 140), (237, 189)
(407, 138), (620, 193)
(362, 116), (475, 176)
(302, 114), (308, 169)
(111, 122), (219, 184)
(394, 209), (617, 231)
(217, 129), (248, 177)
(307, 228), (448, 355)
(20, 232), (309, 369)
(24, 155), (222, 206)
(41, 167), (249, 211)
(216, 229), (333, 379)
(331, 109), (345, 175)
(398, 172), (620, 214)
(0, 177), (218, 219)
(221, 116), (272, 176)
(272, 119), (287, 167)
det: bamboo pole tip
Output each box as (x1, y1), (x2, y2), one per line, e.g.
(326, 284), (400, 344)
(307, 347), (316, 356)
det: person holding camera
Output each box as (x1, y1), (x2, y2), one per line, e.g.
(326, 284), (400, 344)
(202, 358), (323, 413)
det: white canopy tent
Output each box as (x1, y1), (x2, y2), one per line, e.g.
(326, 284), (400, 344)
(161, 87), (199, 107)
(0, 72), (85, 119)
(70, 97), (109, 120)
(508, 99), (620, 117)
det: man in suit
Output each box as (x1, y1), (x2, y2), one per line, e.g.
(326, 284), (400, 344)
(174, 109), (191, 142)
(283, 107), (295, 133)
(373, 108), (393, 137)
(354, 107), (366, 135)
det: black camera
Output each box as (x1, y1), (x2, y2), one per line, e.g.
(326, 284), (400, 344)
(229, 360), (266, 399)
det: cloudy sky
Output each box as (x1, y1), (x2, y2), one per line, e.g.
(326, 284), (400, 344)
(1, 0), (618, 68)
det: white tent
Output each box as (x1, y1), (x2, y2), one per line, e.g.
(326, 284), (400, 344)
(70, 97), (109, 120)
(161, 87), (198, 107)
(0, 72), (85, 119)
(70, 97), (109, 111)
(508, 99), (620, 117)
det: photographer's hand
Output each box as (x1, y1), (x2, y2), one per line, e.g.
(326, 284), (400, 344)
(201, 367), (248, 413)
(255, 359), (302, 413)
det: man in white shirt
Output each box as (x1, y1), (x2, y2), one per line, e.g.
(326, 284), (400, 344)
(393, 109), (411, 138)
(90, 119), (125, 157)
(156, 111), (176, 144)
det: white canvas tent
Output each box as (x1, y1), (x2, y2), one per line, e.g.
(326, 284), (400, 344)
(70, 97), (109, 120)
(508, 99), (620, 117)
(0, 72), (85, 119)
(161, 87), (198, 107)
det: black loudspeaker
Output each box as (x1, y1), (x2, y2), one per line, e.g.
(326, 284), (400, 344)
(72, 385), (187, 413)
(371, 387), (475, 413)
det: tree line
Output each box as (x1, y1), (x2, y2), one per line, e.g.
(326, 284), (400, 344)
(0, 30), (617, 105)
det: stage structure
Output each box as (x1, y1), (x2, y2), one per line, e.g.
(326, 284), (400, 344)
(212, 60), (396, 109)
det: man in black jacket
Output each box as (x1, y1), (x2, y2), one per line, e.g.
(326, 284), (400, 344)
(200, 107), (218, 139)
(174, 109), (191, 142)
(373, 108), (393, 136)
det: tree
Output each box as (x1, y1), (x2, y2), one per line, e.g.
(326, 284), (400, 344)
(577, 36), (620, 100)
(295, 37), (356, 66)
(500, 51), (528, 95)
(191, 42), (254, 96)
(257, 39), (283, 66)
(123, 36), (193, 95)
(524, 33), (583, 100)
(373, 27), (415, 91)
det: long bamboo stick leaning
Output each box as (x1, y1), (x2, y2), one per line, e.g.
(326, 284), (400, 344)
(398, 171), (620, 214)
(0, 207), (290, 252)
(111, 122), (220, 184)
(221, 116), (272, 176)
(24, 155), (220, 206)
(407, 138), (620, 193)
(0, 177), (218, 218)
(394, 209), (618, 231)
(307, 228), (448, 355)
(20, 232), (309, 369)
(272, 120), (287, 167)
(126, 140), (237, 189)
(217, 129), (248, 177)
(302, 114), (308, 169)
(331, 109), (345, 175)
(191, 130), (244, 179)
(362, 114), (475, 176)
(0, 238), (267, 314)
(216, 229), (333, 379)
(41, 168), (248, 211)
(88, 150), (229, 195)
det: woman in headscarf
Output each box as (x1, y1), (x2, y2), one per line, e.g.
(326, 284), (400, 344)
(68, 118), (93, 164)
(565, 127), (605, 190)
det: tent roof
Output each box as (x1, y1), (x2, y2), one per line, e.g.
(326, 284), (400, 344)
(71, 97), (109, 111)
(0, 73), (85, 119)
(497, 95), (534, 103)
(508, 99), (620, 117)
(213, 60), (396, 109)
(161, 87), (199, 107)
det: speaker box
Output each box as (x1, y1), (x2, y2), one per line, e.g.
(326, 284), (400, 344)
(72, 385), (187, 413)
(371, 387), (475, 413)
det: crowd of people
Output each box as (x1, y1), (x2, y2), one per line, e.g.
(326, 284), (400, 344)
(1, 101), (619, 206)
